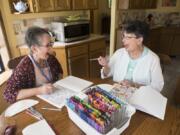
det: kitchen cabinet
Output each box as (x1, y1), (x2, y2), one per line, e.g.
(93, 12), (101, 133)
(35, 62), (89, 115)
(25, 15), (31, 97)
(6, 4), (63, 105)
(54, 0), (71, 10)
(119, 0), (157, 9)
(158, 28), (174, 55)
(67, 43), (89, 79)
(149, 0), (157, 9)
(19, 35), (106, 78)
(66, 39), (105, 79)
(31, 0), (71, 12)
(89, 40), (106, 78)
(146, 27), (180, 56)
(129, 0), (140, 9)
(72, 0), (97, 10)
(10, 0), (96, 14)
(146, 28), (161, 52)
(89, 49), (105, 78)
(170, 28), (180, 55)
(33, 0), (54, 12)
(86, 0), (98, 9)
(68, 54), (89, 79)
(72, 0), (86, 10)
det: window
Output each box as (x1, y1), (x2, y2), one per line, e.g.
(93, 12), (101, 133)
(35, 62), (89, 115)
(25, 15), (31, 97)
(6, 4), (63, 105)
(0, 54), (5, 73)
(0, 13), (10, 73)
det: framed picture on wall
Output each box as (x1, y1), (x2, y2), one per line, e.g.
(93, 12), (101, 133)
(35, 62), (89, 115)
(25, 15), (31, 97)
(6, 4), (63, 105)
(162, 0), (177, 7)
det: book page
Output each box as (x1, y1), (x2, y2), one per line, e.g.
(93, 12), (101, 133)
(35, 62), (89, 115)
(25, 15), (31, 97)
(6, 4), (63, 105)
(37, 85), (76, 108)
(37, 76), (93, 108)
(54, 76), (93, 92)
(128, 86), (167, 120)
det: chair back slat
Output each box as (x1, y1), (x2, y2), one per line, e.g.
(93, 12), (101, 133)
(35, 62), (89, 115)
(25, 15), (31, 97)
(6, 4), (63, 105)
(8, 56), (25, 69)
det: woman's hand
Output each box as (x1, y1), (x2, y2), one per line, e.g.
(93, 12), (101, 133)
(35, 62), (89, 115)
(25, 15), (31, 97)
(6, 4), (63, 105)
(38, 83), (54, 94)
(119, 80), (132, 88)
(98, 56), (110, 76)
(17, 84), (55, 100)
(98, 56), (108, 67)
(119, 80), (139, 88)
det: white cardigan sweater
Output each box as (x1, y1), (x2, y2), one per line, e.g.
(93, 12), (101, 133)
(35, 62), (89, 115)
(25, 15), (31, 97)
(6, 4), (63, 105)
(101, 48), (164, 92)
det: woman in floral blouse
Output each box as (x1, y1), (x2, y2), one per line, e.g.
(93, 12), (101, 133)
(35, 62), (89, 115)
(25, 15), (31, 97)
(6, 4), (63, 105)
(4, 27), (63, 103)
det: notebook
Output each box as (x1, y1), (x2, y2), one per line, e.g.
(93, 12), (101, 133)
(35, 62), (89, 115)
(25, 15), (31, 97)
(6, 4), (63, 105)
(37, 76), (93, 108)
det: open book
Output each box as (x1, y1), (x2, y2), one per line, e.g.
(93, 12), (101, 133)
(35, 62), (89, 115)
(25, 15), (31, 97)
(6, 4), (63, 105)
(127, 86), (167, 120)
(37, 76), (93, 108)
(99, 84), (167, 120)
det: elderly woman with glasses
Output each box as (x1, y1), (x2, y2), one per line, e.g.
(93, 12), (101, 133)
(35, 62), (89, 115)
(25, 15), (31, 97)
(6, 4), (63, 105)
(4, 27), (63, 103)
(98, 20), (164, 92)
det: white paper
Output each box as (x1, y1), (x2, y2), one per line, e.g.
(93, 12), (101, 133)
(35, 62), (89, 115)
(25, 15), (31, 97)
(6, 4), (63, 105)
(22, 119), (55, 135)
(37, 85), (76, 108)
(5, 99), (39, 117)
(37, 76), (93, 108)
(128, 86), (167, 120)
(54, 76), (93, 92)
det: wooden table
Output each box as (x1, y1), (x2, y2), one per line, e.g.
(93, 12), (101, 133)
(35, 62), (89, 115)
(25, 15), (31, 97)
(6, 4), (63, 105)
(11, 79), (180, 135)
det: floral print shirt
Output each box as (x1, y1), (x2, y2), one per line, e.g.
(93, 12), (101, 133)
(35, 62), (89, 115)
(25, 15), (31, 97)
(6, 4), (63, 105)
(3, 55), (63, 103)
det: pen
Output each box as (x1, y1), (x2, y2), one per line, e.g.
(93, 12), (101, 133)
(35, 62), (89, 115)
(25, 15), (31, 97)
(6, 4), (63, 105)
(89, 56), (109, 61)
(26, 107), (44, 120)
(89, 58), (99, 61)
(41, 107), (61, 111)
(26, 110), (43, 120)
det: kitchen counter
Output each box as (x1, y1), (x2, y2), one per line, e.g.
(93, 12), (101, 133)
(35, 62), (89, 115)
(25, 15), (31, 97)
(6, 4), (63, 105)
(150, 25), (163, 29)
(53, 34), (105, 48)
(19, 34), (105, 49)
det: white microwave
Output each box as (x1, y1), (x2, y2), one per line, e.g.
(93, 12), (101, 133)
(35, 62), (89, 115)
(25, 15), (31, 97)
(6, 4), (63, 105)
(51, 20), (90, 42)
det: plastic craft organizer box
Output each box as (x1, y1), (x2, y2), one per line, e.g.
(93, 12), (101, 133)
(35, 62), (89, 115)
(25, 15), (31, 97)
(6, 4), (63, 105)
(66, 86), (136, 135)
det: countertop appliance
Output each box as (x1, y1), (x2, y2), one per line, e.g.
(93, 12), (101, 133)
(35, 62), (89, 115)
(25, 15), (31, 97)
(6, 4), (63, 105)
(51, 20), (90, 42)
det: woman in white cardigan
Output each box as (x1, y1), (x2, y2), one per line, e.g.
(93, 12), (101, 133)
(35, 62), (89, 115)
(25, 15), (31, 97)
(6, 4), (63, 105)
(98, 20), (164, 92)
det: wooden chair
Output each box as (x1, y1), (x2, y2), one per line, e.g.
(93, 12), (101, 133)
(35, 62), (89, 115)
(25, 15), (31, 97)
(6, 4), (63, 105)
(7, 56), (25, 69)
(158, 53), (172, 72)
(174, 77), (180, 105)
(7, 50), (56, 70)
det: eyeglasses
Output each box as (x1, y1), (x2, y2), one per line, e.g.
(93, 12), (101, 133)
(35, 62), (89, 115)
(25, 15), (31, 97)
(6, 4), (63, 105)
(39, 42), (54, 48)
(122, 35), (138, 40)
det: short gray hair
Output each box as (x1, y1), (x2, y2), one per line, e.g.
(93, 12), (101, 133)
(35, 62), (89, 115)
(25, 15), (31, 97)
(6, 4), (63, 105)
(122, 20), (149, 44)
(25, 26), (50, 48)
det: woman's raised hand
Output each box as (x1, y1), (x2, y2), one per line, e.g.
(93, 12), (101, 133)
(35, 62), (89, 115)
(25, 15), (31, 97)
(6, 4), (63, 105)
(98, 56), (108, 67)
(38, 83), (54, 94)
